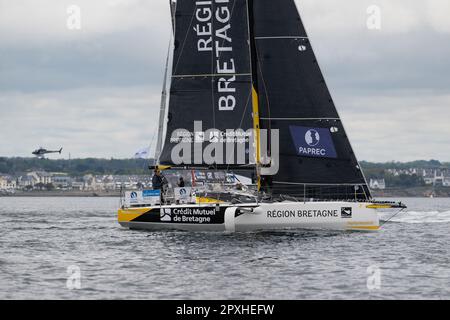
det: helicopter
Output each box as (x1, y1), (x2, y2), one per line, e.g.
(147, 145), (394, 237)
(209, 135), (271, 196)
(32, 147), (63, 158)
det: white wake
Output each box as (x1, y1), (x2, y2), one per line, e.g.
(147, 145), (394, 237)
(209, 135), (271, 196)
(380, 210), (450, 224)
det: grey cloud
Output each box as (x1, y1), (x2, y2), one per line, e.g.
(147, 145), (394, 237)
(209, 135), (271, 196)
(0, 87), (161, 158)
(0, 0), (449, 161)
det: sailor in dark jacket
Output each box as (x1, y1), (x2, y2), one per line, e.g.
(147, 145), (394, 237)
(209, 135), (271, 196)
(152, 170), (163, 190)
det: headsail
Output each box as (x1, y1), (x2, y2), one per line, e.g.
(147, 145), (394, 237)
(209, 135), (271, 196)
(158, 0), (255, 169)
(251, 0), (371, 200)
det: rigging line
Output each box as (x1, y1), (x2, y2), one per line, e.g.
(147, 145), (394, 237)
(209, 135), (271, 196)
(273, 181), (368, 186)
(148, 131), (158, 158)
(156, 33), (174, 163)
(255, 36), (308, 40)
(380, 208), (406, 227)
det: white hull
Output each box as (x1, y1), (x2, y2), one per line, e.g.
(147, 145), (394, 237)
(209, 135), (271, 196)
(119, 201), (380, 232)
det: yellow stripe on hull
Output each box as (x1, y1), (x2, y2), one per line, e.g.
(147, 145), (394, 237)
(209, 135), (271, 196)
(347, 225), (380, 231)
(366, 204), (395, 209)
(118, 208), (151, 222)
(195, 197), (225, 204)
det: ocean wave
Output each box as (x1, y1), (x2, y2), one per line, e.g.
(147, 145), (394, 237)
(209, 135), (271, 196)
(380, 210), (450, 224)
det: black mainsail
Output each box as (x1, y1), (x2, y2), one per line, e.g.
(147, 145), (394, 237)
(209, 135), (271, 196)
(159, 0), (255, 168)
(157, 0), (371, 201)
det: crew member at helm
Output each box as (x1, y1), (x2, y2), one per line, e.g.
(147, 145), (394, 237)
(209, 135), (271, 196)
(152, 169), (164, 190)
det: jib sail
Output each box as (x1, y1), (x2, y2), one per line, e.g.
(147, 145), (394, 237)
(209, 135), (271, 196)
(251, 0), (371, 199)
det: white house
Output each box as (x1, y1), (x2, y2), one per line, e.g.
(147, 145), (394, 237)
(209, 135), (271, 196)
(52, 174), (73, 189)
(0, 175), (7, 190)
(370, 179), (386, 190)
(0, 175), (17, 190)
(443, 178), (450, 187)
(422, 169), (449, 186)
(18, 175), (35, 188)
(28, 171), (52, 185)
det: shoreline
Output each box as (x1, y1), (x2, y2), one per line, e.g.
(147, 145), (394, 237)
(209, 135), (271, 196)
(1, 191), (120, 197)
(371, 187), (450, 198)
(1, 187), (449, 198)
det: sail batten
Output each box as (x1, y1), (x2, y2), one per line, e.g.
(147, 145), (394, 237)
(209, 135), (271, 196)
(172, 73), (252, 78)
(260, 118), (341, 121)
(255, 36), (308, 40)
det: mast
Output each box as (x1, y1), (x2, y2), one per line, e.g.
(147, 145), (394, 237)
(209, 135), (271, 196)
(155, 1), (177, 163)
(170, 0), (176, 30)
(247, 0), (262, 191)
(155, 41), (172, 163)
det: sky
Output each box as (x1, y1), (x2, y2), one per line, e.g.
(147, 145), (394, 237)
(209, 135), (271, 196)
(0, 0), (449, 162)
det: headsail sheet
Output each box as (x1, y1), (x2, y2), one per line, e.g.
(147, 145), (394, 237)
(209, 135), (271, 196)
(159, 0), (254, 168)
(252, 0), (371, 199)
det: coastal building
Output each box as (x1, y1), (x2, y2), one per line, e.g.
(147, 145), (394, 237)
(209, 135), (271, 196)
(422, 169), (450, 186)
(443, 178), (450, 187)
(0, 175), (17, 191)
(101, 175), (115, 190)
(0, 176), (6, 189)
(83, 174), (97, 191)
(18, 175), (35, 189)
(28, 171), (52, 185)
(52, 174), (73, 190)
(422, 169), (435, 185)
(434, 170), (445, 186)
(369, 179), (386, 190)
(71, 179), (84, 190)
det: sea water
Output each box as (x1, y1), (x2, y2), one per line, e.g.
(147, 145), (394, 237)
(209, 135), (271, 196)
(0, 197), (449, 300)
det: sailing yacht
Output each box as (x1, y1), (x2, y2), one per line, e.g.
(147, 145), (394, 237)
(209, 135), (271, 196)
(118, 0), (405, 232)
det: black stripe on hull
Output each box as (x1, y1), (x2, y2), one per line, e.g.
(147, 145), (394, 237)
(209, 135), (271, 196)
(130, 205), (257, 225)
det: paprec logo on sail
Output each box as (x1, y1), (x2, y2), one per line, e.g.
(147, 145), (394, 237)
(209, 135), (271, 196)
(289, 126), (337, 158)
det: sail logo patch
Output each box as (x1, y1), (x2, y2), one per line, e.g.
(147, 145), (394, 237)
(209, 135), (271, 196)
(305, 129), (320, 147)
(289, 126), (337, 158)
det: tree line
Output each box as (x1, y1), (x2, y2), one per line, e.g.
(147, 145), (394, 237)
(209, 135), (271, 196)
(0, 157), (153, 176)
(1, 158), (448, 188)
